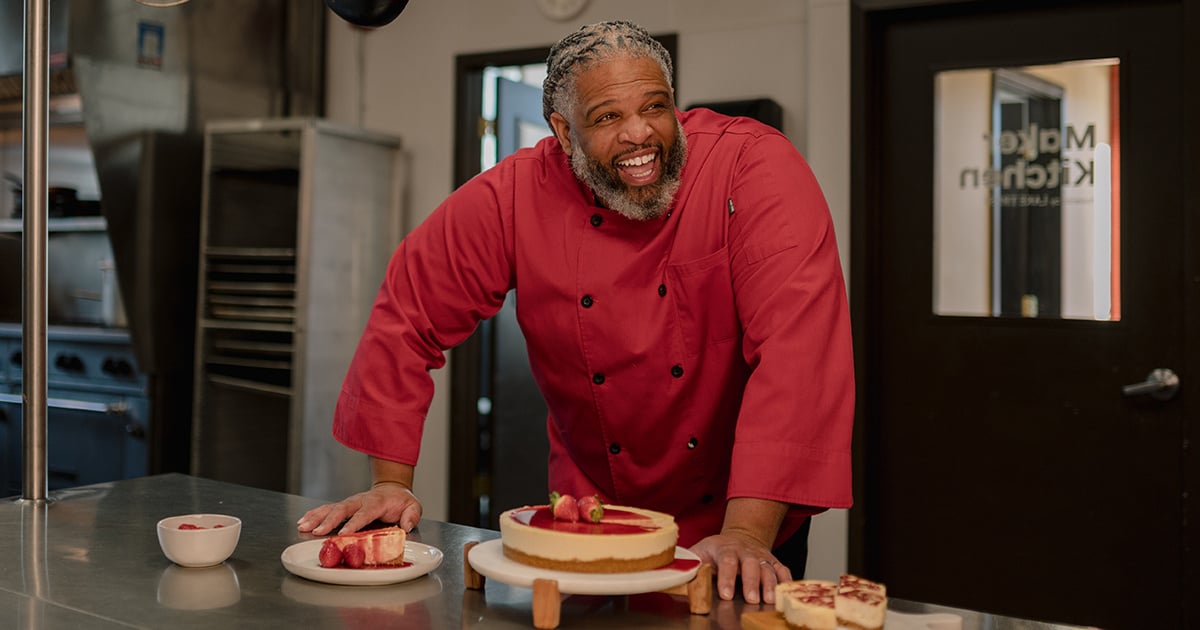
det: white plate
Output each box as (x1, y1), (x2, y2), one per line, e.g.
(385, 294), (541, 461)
(466, 539), (700, 595)
(280, 539), (443, 586)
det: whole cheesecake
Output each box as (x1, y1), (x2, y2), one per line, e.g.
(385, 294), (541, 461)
(498, 504), (678, 573)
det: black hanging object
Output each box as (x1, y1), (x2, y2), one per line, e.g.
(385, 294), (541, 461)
(325, 0), (411, 28)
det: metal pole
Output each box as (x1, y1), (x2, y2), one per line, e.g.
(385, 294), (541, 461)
(21, 0), (50, 502)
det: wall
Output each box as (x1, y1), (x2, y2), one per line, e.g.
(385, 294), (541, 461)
(324, 0), (852, 580)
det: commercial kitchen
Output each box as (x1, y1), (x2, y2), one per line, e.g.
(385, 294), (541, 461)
(2, 1), (1197, 628)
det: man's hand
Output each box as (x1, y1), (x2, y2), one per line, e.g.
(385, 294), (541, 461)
(296, 457), (422, 536)
(691, 530), (792, 605)
(296, 482), (423, 535)
(689, 497), (792, 605)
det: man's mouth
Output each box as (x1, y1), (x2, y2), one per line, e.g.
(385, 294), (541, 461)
(615, 150), (660, 185)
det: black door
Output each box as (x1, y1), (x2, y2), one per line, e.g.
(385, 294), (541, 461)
(486, 77), (554, 528)
(855, 1), (1197, 628)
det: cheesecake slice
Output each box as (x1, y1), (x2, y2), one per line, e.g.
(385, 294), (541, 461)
(321, 526), (407, 567)
(836, 574), (887, 630)
(775, 580), (838, 630)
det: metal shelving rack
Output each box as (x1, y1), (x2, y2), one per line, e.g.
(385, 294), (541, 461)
(191, 118), (403, 500)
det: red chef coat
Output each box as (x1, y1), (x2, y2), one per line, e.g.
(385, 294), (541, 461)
(334, 107), (854, 547)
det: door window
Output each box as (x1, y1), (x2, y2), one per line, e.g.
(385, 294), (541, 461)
(933, 59), (1119, 320)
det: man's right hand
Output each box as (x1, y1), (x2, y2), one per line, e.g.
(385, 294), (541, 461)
(296, 481), (423, 536)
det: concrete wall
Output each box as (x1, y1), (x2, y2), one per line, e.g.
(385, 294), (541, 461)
(324, 0), (852, 580)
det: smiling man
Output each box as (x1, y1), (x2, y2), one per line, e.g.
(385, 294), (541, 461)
(298, 20), (854, 606)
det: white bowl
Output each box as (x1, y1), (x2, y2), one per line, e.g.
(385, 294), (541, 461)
(157, 514), (242, 567)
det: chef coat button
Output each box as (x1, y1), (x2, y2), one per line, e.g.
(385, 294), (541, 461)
(657, 284), (667, 297)
(592, 373), (605, 385)
(581, 295), (594, 308)
(687, 436), (698, 449)
(609, 443), (621, 455)
(702, 493), (714, 504)
(590, 214), (603, 227)
(670, 365), (684, 378)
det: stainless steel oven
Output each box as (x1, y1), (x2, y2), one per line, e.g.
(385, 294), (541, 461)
(0, 325), (147, 497)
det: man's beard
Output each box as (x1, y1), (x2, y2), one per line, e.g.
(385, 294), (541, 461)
(569, 120), (688, 221)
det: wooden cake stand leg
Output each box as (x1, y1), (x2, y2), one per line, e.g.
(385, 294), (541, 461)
(686, 563), (713, 615)
(660, 562), (713, 615)
(532, 578), (562, 629)
(463, 541), (485, 590)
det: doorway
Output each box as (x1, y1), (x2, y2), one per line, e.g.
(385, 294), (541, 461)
(852, 1), (1198, 628)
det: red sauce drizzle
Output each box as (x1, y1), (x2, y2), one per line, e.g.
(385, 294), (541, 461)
(512, 506), (659, 535)
(330, 561), (413, 570)
(663, 558), (699, 571)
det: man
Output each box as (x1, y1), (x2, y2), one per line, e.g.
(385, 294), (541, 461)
(298, 20), (853, 606)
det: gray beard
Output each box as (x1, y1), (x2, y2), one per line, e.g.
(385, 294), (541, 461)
(569, 120), (688, 221)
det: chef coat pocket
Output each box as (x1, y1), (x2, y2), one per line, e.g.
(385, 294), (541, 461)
(667, 247), (739, 357)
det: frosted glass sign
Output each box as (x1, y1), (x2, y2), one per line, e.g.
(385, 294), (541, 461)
(933, 59), (1119, 320)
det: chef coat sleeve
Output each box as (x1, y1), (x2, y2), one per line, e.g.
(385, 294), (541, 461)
(333, 164), (517, 465)
(725, 132), (854, 510)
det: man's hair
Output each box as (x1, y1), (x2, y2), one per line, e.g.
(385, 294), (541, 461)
(542, 20), (674, 123)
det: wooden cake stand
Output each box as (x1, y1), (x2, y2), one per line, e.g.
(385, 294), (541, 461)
(464, 541), (713, 629)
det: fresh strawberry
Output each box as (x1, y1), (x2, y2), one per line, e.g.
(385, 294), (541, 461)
(549, 491), (579, 522)
(318, 539), (343, 568)
(342, 542), (365, 568)
(177, 523), (203, 530)
(577, 495), (604, 522)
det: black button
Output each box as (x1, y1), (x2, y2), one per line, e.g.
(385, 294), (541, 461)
(609, 443), (621, 455)
(657, 284), (667, 297)
(670, 365), (684, 378)
(687, 437), (698, 449)
(592, 373), (605, 385)
(590, 214), (603, 227)
(702, 493), (714, 504)
(581, 295), (594, 308)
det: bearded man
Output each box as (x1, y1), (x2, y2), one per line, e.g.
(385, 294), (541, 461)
(298, 20), (854, 606)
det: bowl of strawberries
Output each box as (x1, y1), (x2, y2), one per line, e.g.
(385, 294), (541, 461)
(156, 514), (242, 567)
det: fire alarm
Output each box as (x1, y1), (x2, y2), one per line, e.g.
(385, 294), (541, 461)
(537, 0), (588, 21)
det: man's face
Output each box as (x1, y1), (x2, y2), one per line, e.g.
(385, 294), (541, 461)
(549, 55), (686, 220)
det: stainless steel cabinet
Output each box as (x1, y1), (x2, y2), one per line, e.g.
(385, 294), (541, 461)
(191, 118), (403, 501)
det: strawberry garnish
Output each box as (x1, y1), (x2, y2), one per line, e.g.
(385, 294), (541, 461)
(318, 538), (343, 568)
(549, 491), (580, 522)
(577, 494), (604, 523)
(342, 542), (365, 568)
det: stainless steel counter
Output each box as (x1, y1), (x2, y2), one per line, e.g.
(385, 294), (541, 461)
(0, 474), (1091, 629)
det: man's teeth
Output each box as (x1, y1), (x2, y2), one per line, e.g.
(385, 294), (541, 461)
(618, 154), (655, 167)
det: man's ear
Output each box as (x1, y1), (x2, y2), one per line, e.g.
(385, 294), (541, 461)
(549, 112), (573, 156)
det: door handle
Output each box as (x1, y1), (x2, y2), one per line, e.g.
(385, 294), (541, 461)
(1121, 368), (1180, 401)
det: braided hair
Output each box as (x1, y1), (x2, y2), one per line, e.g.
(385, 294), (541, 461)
(542, 20), (674, 123)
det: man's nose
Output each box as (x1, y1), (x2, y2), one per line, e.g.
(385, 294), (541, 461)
(617, 116), (653, 145)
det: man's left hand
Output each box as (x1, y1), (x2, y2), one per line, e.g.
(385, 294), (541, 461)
(690, 531), (792, 605)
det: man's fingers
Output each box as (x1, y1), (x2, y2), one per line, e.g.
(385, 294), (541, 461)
(741, 557), (767, 605)
(759, 560), (782, 605)
(715, 549), (741, 600)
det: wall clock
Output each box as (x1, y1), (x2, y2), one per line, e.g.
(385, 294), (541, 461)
(537, 0), (589, 22)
